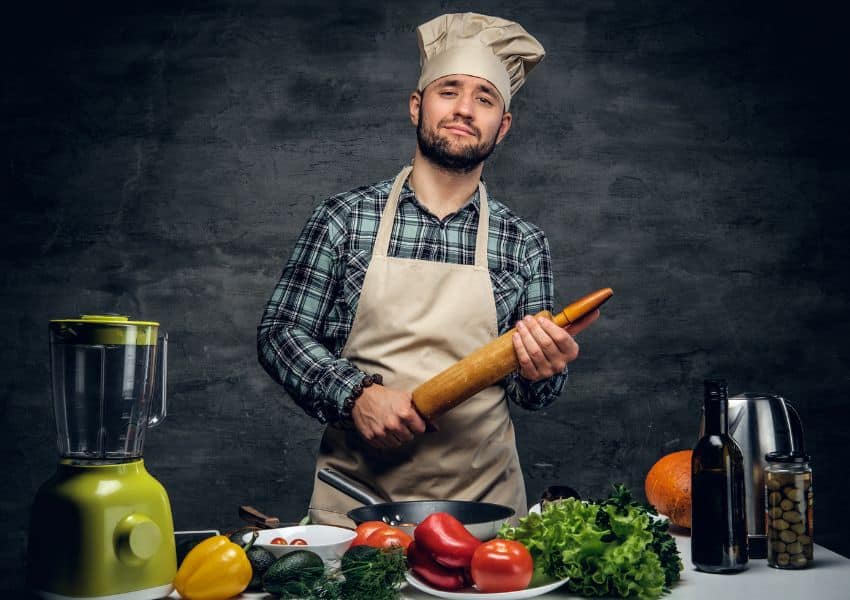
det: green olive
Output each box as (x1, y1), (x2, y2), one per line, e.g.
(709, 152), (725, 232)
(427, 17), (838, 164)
(779, 529), (797, 543)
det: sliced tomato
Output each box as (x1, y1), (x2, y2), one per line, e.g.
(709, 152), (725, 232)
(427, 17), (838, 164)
(470, 539), (533, 593)
(269, 537), (288, 545)
(290, 538), (308, 545)
(365, 526), (413, 553)
(351, 521), (391, 547)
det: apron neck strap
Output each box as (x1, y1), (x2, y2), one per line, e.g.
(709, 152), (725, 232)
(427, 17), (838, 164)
(374, 165), (490, 268)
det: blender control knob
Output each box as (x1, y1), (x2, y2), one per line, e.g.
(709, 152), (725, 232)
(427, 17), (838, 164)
(115, 513), (162, 564)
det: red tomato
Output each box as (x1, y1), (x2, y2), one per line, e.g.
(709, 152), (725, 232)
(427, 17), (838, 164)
(351, 521), (391, 547)
(290, 538), (308, 545)
(470, 539), (533, 593)
(269, 537), (288, 545)
(365, 526), (413, 553)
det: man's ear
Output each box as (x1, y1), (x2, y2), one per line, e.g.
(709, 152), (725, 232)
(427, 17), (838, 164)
(410, 90), (422, 126)
(496, 111), (513, 145)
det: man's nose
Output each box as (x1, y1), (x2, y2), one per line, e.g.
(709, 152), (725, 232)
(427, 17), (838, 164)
(452, 93), (476, 117)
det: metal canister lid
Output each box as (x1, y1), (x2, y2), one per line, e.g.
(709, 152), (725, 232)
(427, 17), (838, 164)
(766, 451), (811, 463)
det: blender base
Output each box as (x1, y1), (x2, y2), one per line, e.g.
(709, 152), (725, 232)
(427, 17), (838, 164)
(28, 460), (176, 600)
(35, 583), (174, 600)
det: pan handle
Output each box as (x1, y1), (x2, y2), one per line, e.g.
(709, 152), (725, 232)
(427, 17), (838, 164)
(318, 467), (384, 506)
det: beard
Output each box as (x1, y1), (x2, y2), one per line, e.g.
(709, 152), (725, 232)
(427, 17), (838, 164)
(416, 111), (499, 174)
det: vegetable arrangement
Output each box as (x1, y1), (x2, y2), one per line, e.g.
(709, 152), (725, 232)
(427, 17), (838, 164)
(174, 525), (408, 600)
(174, 484), (681, 600)
(263, 545), (408, 600)
(499, 485), (683, 600)
(410, 512), (533, 593)
(257, 518), (413, 600)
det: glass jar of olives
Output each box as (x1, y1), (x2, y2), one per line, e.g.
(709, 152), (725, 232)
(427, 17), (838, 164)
(765, 451), (813, 569)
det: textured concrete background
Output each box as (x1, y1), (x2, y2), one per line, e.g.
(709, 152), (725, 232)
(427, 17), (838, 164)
(2, 0), (848, 588)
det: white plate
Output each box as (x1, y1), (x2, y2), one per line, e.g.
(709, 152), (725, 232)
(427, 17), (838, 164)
(527, 502), (670, 523)
(404, 572), (569, 600)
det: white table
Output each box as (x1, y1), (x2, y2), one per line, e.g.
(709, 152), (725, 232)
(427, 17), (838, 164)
(403, 531), (850, 600)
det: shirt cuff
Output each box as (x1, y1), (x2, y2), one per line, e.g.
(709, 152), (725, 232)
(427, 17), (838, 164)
(506, 366), (569, 410)
(316, 359), (368, 423)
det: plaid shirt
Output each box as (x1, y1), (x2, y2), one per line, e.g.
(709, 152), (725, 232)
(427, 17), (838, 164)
(257, 176), (568, 423)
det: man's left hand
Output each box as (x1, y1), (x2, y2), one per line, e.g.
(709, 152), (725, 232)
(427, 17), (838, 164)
(512, 310), (600, 382)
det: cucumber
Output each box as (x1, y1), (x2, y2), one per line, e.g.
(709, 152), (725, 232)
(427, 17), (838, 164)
(262, 549), (325, 595)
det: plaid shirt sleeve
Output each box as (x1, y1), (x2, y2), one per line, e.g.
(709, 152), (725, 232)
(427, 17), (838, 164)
(257, 199), (365, 424)
(502, 229), (569, 410)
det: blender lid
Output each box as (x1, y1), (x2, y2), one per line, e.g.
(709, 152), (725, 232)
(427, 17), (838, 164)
(50, 315), (161, 345)
(50, 314), (160, 326)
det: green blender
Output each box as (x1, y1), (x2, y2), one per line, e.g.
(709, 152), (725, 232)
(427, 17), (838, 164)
(28, 315), (177, 600)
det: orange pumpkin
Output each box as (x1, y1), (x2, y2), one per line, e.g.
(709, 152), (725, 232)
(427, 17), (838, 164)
(645, 450), (692, 528)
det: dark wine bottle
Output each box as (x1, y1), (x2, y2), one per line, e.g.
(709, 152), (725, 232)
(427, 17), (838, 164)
(691, 379), (748, 572)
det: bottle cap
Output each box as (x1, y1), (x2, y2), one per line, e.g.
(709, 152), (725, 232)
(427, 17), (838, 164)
(703, 379), (728, 401)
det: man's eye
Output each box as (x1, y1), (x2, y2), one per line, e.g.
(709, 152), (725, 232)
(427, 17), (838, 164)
(441, 91), (457, 97)
(478, 97), (493, 105)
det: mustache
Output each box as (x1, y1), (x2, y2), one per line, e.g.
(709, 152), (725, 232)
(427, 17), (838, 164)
(439, 119), (479, 136)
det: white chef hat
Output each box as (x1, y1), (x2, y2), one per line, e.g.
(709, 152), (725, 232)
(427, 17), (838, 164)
(416, 13), (546, 111)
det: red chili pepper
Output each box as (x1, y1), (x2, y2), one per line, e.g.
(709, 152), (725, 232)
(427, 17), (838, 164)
(413, 512), (482, 569)
(407, 541), (467, 591)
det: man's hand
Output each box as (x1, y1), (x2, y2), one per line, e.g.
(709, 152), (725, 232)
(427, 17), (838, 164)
(512, 309), (600, 382)
(352, 384), (428, 449)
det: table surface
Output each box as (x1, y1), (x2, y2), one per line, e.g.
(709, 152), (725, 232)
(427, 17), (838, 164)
(171, 531), (850, 600)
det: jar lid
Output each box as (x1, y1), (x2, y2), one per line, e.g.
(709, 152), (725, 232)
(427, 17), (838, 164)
(766, 451), (811, 463)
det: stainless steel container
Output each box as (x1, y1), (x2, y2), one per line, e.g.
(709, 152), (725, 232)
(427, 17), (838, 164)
(699, 393), (805, 559)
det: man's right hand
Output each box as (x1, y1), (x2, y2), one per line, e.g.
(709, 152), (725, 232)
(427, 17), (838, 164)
(351, 384), (428, 449)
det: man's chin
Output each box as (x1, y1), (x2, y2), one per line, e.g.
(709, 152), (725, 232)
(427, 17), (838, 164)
(448, 140), (488, 158)
(437, 133), (477, 148)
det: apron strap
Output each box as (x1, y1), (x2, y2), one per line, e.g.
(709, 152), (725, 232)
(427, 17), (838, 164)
(373, 166), (413, 258)
(475, 182), (490, 269)
(375, 165), (490, 269)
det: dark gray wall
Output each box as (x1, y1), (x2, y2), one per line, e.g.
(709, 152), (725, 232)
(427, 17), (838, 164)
(2, 0), (848, 588)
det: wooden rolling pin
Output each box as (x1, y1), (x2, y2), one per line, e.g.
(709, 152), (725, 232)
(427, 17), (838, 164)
(411, 287), (613, 420)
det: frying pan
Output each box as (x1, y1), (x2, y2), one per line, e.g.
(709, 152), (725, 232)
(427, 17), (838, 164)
(317, 467), (514, 540)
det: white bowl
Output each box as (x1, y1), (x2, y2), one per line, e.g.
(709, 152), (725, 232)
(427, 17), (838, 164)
(242, 525), (356, 562)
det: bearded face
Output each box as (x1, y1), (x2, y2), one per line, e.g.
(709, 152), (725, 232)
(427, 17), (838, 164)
(415, 96), (501, 174)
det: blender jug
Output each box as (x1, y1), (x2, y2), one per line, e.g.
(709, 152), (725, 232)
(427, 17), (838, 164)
(50, 314), (167, 460)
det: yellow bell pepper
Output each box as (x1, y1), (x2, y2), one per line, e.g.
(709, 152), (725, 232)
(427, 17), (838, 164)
(173, 534), (253, 600)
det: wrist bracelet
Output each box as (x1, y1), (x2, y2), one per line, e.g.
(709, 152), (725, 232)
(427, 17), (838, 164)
(341, 372), (384, 418)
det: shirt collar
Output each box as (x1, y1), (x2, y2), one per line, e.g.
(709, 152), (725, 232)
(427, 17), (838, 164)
(399, 180), (482, 216)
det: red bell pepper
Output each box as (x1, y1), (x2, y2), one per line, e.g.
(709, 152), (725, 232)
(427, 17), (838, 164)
(413, 512), (482, 569)
(407, 541), (467, 591)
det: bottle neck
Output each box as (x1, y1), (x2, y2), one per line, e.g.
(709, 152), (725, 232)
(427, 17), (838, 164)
(703, 396), (728, 435)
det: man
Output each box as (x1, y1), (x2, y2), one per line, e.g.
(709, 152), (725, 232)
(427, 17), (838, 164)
(258, 13), (600, 526)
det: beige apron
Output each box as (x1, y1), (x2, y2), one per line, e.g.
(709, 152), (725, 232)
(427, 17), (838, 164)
(308, 165), (527, 527)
